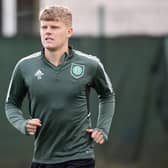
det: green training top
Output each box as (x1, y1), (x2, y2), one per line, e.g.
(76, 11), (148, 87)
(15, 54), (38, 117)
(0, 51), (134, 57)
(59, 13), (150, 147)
(5, 48), (115, 164)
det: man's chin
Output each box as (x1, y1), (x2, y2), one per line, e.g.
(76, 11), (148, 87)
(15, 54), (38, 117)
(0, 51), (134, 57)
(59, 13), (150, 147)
(45, 47), (57, 51)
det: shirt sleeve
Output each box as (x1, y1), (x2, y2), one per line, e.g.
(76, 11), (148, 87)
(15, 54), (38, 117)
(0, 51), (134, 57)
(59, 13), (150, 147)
(92, 59), (115, 140)
(5, 62), (28, 134)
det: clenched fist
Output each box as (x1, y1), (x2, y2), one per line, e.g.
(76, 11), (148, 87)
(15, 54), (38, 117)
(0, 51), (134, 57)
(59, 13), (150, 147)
(26, 118), (42, 135)
(86, 128), (105, 144)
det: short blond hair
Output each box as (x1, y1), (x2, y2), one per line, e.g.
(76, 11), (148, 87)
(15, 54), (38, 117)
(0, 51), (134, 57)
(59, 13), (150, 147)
(39, 5), (72, 27)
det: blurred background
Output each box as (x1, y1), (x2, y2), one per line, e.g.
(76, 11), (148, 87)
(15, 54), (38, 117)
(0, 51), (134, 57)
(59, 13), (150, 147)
(1, 0), (168, 168)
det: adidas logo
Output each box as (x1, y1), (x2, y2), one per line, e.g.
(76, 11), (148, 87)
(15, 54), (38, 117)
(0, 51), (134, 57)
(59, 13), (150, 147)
(34, 69), (44, 80)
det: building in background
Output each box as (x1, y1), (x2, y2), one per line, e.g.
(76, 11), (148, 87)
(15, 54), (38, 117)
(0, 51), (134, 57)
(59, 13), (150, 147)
(1, 0), (168, 37)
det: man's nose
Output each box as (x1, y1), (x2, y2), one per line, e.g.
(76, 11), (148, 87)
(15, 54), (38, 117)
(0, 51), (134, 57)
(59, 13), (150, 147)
(46, 27), (52, 34)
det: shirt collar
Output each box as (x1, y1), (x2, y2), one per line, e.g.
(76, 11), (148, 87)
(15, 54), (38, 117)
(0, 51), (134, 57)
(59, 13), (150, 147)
(42, 46), (73, 58)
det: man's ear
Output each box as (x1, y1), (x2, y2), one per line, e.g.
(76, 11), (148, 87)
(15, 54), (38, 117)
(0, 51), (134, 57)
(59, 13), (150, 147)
(67, 27), (73, 38)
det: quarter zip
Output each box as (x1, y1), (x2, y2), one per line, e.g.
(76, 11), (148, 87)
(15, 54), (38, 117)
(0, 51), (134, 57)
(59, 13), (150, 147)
(41, 48), (72, 71)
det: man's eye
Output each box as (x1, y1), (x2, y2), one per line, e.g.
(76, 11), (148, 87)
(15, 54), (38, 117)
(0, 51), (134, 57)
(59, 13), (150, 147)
(41, 26), (47, 29)
(51, 26), (60, 29)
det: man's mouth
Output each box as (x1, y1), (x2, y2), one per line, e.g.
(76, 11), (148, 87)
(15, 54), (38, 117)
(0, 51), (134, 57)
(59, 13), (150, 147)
(45, 37), (54, 41)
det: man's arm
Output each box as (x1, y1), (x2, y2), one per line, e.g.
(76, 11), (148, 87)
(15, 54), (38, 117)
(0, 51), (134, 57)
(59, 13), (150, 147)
(5, 62), (28, 134)
(87, 59), (115, 144)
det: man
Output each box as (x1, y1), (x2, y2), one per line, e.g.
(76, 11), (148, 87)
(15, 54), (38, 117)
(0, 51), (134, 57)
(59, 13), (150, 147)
(5, 5), (115, 168)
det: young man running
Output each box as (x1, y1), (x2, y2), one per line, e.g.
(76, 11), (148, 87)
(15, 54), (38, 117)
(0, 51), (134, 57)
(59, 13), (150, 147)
(5, 5), (115, 168)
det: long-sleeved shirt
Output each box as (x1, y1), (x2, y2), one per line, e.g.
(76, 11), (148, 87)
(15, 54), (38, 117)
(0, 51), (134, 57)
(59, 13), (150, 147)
(5, 47), (115, 164)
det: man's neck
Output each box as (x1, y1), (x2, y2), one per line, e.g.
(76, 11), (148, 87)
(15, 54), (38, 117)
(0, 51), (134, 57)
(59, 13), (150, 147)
(44, 46), (69, 66)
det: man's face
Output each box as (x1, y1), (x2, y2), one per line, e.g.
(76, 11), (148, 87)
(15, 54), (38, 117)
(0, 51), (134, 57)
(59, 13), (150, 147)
(40, 20), (73, 51)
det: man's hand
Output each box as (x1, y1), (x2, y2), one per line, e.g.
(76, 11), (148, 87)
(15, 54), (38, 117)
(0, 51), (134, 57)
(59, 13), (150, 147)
(86, 128), (105, 144)
(26, 118), (42, 135)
